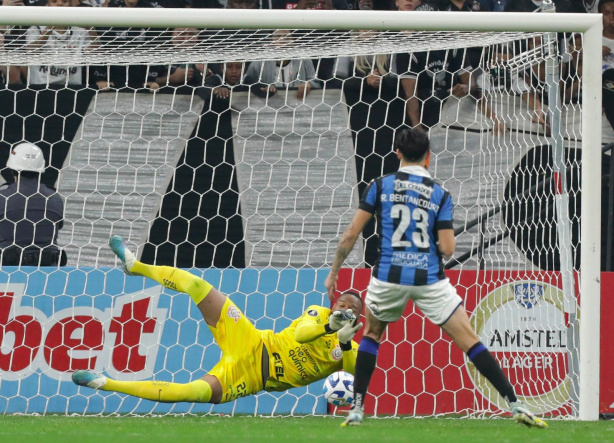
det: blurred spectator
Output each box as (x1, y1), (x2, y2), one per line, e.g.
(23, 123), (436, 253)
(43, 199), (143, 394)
(207, 61), (246, 95)
(476, 0), (506, 10)
(396, 48), (472, 131)
(245, 58), (320, 98)
(504, 0), (573, 12)
(199, 61), (249, 105)
(417, 0), (481, 11)
(74, 0), (103, 6)
(601, 0), (614, 130)
(191, 0), (225, 6)
(24, 0), (94, 86)
(156, 28), (209, 88)
(244, 30), (320, 99)
(335, 53), (397, 96)
(1, 0), (29, 84)
(574, 0), (598, 12)
(0, 143), (66, 266)
(102, 0), (188, 6)
(395, 0), (420, 9)
(227, 0), (259, 6)
(93, 0), (165, 91)
(473, 46), (524, 134)
(334, 50), (402, 181)
(415, 0), (484, 86)
(137, 0), (189, 6)
(272, 0), (349, 10)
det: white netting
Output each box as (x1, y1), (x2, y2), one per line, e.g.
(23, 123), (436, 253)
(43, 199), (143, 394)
(0, 10), (605, 418)
(0, 27), (544, 65)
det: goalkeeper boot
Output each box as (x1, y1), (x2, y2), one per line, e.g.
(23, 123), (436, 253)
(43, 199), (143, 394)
(109, 235), (136, 276)
(510, 401), (548, 428)
(341, 406), (364, 427)
(72, 370), (107, 390)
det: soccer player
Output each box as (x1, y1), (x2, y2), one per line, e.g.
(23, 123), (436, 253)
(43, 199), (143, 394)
(72, 236), (363, 404)
(324, 128), (548, 428)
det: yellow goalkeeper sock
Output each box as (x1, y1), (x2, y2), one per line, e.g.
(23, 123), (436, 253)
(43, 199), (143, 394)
(102, 378), (213, 403)
(131, 262), (213, 305)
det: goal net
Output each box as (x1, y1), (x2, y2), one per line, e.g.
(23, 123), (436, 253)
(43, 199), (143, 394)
(0, 8), (602, 419)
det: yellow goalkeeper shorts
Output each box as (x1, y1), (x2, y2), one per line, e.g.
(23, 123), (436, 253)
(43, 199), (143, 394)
(207, 298), (266, 403)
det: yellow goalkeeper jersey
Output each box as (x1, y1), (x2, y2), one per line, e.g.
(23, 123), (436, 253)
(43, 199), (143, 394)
(260, 305), (359, 392)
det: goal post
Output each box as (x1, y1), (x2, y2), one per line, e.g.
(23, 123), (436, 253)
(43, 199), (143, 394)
(0, 7), (602, 420)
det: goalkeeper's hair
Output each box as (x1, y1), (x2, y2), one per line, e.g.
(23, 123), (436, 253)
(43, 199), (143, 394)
(341, 290), (364, 312)
(394, 127), (430, 163)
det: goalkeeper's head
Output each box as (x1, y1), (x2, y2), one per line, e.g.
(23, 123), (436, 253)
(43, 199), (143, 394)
(332, 291), (364, 320)
(394, 127), (431, 168)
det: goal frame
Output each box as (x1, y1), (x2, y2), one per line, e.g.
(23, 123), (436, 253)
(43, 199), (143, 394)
(0, 6), (602, 421)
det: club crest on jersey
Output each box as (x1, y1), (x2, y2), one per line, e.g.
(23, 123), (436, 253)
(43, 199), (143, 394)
(514, 283), (543, 309)
(227, 305), (241, 322)
(308, 309), (318, 317)
(394, 180), (432, 198)
(331, 345), (343, 361)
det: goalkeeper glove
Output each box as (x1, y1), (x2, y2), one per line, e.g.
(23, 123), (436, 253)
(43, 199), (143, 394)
(328, 308), (355, 331)
(337, 321), (363, 349)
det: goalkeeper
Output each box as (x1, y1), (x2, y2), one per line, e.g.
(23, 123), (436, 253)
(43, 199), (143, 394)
(72, 236), (363, 404)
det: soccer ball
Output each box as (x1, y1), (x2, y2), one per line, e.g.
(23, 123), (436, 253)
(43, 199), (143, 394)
(323, 371), (354, 407)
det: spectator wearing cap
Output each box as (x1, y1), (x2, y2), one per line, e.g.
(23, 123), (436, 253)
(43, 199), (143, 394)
(0, 143), (66, 266)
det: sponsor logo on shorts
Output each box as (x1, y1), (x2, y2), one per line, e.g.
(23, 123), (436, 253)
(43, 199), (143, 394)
(330, 346), (343, 361)
(227, 305), (241, 322)
(307, 309), (318, 317)
(467, 280), (569, 414)
(368, 301), (380, 316)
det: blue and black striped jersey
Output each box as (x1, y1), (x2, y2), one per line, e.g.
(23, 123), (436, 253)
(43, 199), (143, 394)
(359, 165), (454, 286)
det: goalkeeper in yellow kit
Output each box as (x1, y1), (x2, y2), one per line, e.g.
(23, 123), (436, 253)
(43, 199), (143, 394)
(72, 236), (363, 404)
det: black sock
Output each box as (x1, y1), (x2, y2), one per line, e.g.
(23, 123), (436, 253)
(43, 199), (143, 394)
(353, 336), (380, 409)
(467, 342), (517, 404)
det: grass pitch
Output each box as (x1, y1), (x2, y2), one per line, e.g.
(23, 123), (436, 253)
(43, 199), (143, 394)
(1, 415), (612, 443)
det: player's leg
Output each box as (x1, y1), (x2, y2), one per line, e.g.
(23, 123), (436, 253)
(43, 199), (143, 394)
(109, 235), (225, 327)
(343, 278), (407, 427)
(440, 306), (548, 429)
(72, 371), (222, 403)
(343, 307), (387, 427)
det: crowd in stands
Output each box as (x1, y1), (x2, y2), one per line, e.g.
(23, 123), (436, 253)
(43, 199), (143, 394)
(0, 0), (607, 135)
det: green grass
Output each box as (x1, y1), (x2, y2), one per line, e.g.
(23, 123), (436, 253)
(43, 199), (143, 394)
(1, 415), (613, 443)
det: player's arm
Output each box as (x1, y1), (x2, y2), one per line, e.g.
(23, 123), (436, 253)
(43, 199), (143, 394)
(436, 192), (455, 259)
(401, 77), (422, 130)
(295, 306), (357, 343)
(324, 209), (372, 300)
(437, 229), (455, 258)
(295, 306), (339, 343)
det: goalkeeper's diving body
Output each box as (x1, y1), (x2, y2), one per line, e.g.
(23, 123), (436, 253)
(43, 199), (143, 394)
(72, 236), (363, 404)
